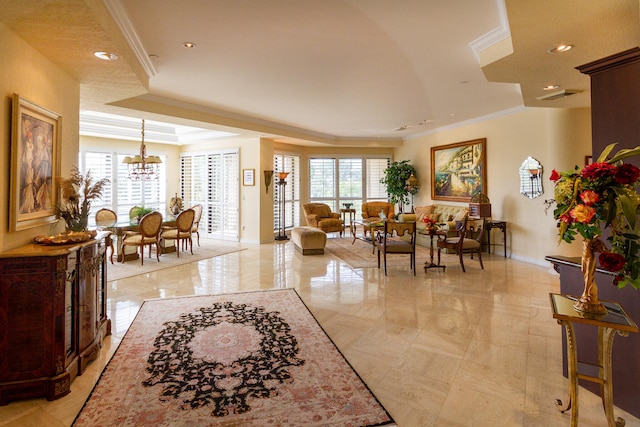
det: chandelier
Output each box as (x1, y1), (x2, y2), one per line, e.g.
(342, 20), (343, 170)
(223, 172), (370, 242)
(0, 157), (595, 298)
(122, 119), (162, 180)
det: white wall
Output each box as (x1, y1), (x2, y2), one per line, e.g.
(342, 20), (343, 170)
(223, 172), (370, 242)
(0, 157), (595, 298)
(395, 107), (592, 265)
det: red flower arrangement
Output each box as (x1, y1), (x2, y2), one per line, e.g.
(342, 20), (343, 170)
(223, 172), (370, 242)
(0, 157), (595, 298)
(422, 216), (437, 229)
(548, 143), (640, 289)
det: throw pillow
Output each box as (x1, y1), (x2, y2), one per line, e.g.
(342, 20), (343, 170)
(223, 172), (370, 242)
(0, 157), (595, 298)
(414, 206), (434, 218)
(453, 208), (469, 222)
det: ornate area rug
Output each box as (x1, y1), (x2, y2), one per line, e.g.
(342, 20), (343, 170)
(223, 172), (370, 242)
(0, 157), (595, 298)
(108, 239), (246, 282)
(73, 289), (395, 427)
(326, 236), (431, 269)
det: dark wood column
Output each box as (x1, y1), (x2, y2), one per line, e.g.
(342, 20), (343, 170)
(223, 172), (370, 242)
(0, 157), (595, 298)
(547, 47), (640, 419)
(577, 47), (640, 163)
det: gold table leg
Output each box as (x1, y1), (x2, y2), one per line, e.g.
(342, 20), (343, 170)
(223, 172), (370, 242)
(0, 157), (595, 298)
(600, 326), (628, 427)
(556, 320), (579, 426)
(556, 320), (628, 427)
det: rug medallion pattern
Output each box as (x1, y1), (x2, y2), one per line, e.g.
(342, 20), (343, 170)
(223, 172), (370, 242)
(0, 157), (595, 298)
(142, 301), (305, 416)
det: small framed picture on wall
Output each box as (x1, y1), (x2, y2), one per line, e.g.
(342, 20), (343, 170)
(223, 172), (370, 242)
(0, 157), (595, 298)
(243, 169), (255, 186)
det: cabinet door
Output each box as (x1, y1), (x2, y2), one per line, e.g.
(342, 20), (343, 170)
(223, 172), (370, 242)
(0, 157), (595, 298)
(78, 245), (97, 353)
(0, 255), (67, 380)
(65, 250), (78, 362)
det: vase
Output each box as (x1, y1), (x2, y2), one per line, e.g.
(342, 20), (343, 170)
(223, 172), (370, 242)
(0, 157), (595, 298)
(573, 238), (608, 315)
(67, 215), (89, 232)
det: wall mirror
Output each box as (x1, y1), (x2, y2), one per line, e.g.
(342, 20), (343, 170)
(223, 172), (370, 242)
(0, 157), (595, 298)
(519, 157), (543, 199)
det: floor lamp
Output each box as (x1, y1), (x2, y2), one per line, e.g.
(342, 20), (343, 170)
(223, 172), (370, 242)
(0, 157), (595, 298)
(275, 171), (290, 241)
(405, 173), (420, 213)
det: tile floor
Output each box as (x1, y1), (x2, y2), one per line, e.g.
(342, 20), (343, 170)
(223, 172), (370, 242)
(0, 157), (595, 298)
(1, 237), (639, 426)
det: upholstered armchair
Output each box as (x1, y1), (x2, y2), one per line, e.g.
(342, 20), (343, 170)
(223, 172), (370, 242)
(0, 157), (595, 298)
(160, 208), (195, 257)
(361, 201), (395, 221)
(302, 203), (344, 236)
(121, 211), (163, 265)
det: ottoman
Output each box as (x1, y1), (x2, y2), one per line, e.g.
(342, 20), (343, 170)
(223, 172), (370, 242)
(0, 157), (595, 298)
(291, 227), (327, 255)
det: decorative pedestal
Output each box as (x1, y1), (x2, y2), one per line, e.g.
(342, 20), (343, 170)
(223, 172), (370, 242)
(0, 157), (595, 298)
(550, 293), (638, 427)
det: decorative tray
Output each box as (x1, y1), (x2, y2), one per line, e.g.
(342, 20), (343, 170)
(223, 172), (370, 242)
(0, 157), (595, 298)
(34, 230), (96, 245)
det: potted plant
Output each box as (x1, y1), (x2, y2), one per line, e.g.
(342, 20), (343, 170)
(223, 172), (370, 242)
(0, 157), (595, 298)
(57, 166), (109, 231)
(379, 160), (417, 214)
(130, 206), (155, 223)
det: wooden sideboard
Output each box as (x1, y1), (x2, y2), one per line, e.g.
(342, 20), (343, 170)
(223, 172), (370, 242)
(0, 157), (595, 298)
(0, 232), (111, 405)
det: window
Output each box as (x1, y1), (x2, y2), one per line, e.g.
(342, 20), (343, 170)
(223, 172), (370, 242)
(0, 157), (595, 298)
(308, 156), (390, 220)
(79, 150), (166, 226)
(181, 150), (239, 241)
(273, 154), (300, 233)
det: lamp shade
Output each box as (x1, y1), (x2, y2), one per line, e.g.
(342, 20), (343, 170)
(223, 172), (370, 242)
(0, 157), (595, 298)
(406, 173), (419, 188)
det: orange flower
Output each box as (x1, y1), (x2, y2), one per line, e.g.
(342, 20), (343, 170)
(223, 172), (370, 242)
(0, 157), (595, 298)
(579, 190), (600, 206)
(569, 205), (596, 223)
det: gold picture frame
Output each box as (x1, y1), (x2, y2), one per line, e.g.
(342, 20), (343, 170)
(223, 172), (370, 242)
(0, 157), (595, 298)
(431, 138), (487, 202)
(10, 94), (60, 231)
(243, 168), (255, 186)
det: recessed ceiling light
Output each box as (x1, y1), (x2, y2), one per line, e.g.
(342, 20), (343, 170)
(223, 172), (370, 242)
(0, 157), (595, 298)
(183, 42), (196, 48)
(94, 51), (118, 60)
(544, 85), (560, 90)
(548, 44), (574, 53)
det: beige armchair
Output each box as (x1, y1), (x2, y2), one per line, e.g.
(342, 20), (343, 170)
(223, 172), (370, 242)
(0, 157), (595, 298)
(437, 217), (485, 272)
(302, 203), (344, 236)
(190, 204), (203, 246)
(361, 201), (395, 221)
(95, 208), (117, 264)
(121, 211), (163, 265)
(160, 208), (195, 257)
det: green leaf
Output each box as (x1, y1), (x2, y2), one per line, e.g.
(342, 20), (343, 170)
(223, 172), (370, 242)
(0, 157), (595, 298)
(617, 193), (637, 229)
(596, 143), (617, 162)
(607, 145), (640, 163)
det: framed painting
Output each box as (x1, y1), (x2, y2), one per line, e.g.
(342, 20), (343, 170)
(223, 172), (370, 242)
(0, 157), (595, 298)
(10, 94), (60, 231)
(243, 168), (255, 186)
(430, 138), (487, 202)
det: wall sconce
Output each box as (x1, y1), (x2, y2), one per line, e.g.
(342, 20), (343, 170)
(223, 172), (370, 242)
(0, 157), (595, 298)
(264, 170), (274, 193)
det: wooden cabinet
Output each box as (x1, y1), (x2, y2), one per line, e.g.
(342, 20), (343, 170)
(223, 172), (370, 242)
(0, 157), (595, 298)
(0, 233), (110, 405)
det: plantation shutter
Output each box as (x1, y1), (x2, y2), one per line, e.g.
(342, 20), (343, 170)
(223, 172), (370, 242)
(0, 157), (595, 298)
(180, 149), (239, 241)
(366, 158), (390, 201)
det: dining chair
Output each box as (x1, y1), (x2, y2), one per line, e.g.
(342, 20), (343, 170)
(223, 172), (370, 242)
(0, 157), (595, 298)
(436, 216), (485, 272)
(159, 208), (195, 257)
(190, 204), (203, 246)
(120, 211), (163, 265)
(94, 208), (118, 264)
(374, 220), (417, 275)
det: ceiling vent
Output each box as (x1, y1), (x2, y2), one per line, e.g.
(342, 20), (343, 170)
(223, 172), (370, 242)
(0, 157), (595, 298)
(536, 89), (582, 101)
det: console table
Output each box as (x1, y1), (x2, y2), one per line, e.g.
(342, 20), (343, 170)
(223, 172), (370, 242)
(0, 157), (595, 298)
(550, 293), (637, 426)
(485, 220), (507, 257)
